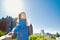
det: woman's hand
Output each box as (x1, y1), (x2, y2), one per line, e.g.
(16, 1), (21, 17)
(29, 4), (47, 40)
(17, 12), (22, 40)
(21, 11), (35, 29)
(8, 33), (13, 36)
(7, 32), (14, 37)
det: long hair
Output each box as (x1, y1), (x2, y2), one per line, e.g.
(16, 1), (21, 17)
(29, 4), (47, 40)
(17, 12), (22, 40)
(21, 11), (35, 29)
(17, 12), (28, 25)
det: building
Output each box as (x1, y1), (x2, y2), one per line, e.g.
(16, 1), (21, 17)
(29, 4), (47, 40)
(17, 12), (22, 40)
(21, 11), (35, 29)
(0, 16), (13, 33)
(12, 18), (17, 28)
(6, 16), (13, 33)
(0, 18), (7, 32)
(0, 16), (33, 35)
(46, 33), (52, 38)
(40, 29), (45, 35)
(28, 24), (33, 35)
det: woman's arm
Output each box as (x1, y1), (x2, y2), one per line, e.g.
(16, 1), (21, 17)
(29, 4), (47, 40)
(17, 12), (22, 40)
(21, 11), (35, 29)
(8, 19), (25, 36)
(7, 31), (14, 37)
(12, 19), (25, 33)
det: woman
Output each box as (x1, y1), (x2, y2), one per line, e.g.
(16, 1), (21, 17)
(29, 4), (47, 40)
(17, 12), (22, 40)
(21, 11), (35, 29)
(8, 12), (28, 40)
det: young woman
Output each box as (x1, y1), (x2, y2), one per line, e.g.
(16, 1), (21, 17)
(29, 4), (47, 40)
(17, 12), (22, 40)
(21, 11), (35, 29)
(8, 12), (28, 40)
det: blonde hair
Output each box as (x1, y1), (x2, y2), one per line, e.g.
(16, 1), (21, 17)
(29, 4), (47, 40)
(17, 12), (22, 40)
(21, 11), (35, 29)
(17, 12), (28, 25)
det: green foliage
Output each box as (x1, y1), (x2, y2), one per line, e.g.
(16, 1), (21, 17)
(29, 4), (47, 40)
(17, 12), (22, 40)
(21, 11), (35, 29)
(29, 34), (37, 40)
(29, 34), (56, 40)
(12, 34), (56, 40)
(0, 30), (5, 37)
(0, 31), (57, 40)
(12, 38), (16, 40)
(56, 32), (60, 37)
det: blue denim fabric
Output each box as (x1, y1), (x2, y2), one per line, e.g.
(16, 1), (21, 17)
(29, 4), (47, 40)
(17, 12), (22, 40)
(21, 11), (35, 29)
(13, 19), (28, 40)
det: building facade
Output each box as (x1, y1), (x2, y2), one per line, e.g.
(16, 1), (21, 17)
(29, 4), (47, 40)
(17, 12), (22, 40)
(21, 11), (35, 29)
(0, 16), (33, 35)
(28, 24), (33, 35)
(0, 16), (13, 33)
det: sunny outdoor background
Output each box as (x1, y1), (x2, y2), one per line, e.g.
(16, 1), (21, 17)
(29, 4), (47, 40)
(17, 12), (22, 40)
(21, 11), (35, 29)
(0, 0), (60, 40)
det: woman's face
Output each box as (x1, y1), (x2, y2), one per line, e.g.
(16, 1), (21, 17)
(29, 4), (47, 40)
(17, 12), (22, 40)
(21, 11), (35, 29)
(20, 13), (26, 19)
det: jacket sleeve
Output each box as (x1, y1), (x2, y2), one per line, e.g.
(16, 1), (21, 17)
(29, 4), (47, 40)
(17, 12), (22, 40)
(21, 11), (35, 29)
(12, 19), (25, 33)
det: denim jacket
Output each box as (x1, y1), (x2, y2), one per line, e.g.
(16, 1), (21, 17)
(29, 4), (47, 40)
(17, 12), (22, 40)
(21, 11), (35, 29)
(12, 19), (28, 40)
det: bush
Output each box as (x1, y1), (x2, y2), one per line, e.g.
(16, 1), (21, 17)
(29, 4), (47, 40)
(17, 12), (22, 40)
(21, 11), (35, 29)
(29, 34), (56, 40)
(0, 30), (5, 37)
(12, 38), (16, 40)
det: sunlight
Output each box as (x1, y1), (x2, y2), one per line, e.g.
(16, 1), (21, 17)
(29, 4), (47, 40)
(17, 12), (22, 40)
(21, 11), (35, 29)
(3, 0), (24, 17)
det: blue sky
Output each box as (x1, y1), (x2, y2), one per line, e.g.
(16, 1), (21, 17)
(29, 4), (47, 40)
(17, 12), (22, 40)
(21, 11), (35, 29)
(0, 0), (60, 34)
